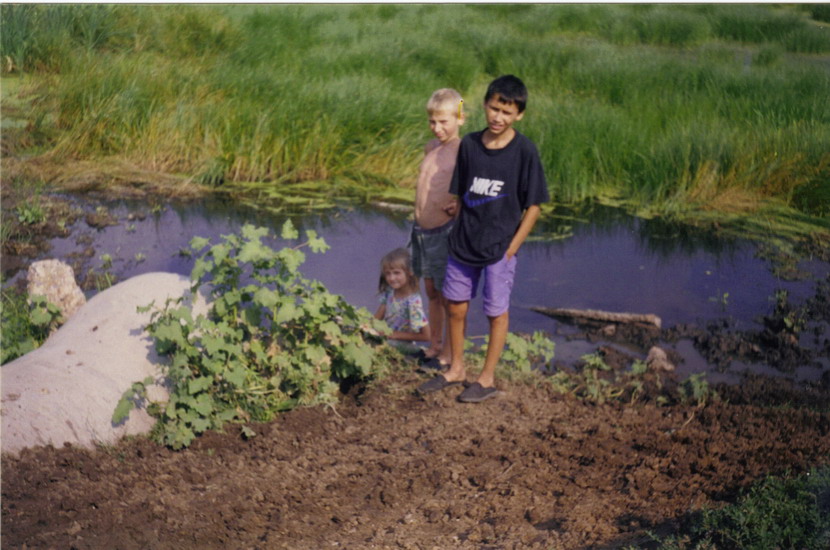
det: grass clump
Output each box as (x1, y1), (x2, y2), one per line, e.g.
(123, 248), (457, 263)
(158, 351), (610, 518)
(633, 467), (830, 550)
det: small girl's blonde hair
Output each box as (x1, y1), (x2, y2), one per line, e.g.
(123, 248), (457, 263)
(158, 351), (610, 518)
(426, 88), (464, 118)
(378, 247), (419, 294)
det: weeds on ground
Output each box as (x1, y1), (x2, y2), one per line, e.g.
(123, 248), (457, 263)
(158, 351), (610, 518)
(0, 288), (63, 364)
(677, 372), (717, 408)
(15, 199), (46, 225)
(546, 352), (650, 405)
(468, 336), (718, 408)
(629, 467), (830, 550)
(546, 352), (718, 407)
(466, 330), (556, 384)
(114, 222), (389, 449)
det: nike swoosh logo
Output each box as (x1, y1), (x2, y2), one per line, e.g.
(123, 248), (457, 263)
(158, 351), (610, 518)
(463, 192), (507, 208)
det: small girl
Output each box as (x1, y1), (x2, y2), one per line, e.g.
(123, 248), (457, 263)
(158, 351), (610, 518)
(374, 248), (431, 352)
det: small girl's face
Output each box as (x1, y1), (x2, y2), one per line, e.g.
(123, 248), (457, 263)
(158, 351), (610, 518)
(383, 266), (409, 291)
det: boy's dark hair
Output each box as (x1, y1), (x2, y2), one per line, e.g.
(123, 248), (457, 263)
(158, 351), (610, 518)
(484, 74), (528, 113)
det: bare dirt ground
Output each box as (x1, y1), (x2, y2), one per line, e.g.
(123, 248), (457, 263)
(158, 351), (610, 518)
(2, 188), (830, 549)
(2, 367), (830, 550)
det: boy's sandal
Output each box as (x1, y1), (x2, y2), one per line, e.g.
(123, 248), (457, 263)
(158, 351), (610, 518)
(416, 374), (462, 395)
(456, 382), (499, 403)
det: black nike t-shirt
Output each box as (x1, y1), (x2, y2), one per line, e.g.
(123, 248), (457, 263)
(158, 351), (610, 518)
(448, 129), (549, 267)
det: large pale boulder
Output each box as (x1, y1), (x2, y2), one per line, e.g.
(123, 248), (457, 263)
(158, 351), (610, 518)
(1, 272), (208, 454)
(27, 259), (86, 320)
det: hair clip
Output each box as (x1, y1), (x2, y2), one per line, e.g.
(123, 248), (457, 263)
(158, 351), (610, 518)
(458, 99), (464, 119)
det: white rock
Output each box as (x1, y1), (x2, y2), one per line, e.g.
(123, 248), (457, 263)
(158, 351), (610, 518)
(26, 259), (86, 320)
(646, 346), (675, 372)
(1, 272), (208, 454)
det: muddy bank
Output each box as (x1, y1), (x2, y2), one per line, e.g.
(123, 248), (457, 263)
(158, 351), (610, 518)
(2, 368), (829, 549)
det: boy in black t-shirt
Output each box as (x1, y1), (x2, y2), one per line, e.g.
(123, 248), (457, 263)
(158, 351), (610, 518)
(417, 74), (550, 403)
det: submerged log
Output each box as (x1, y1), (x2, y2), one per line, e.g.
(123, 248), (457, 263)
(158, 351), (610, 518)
(531, 307), (662, 329)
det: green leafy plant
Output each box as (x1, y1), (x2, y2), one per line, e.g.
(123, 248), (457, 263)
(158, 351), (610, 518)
(1, 289), (63, 364)
(772, 289), (807, 335)
(678, 372), (717, 408)
(114, 222), (387, 449)
(548, 352), (718, 407)
(467, 330), (555, 382)
(633, 467), (830, 549)
(15, 200), (46, 225)
(547, 353), (622, 404)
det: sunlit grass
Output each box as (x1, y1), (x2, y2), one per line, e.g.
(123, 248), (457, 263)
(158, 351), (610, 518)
(1, 4), (828, 236)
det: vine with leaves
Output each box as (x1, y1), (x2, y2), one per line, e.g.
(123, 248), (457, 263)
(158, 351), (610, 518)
(114, 222), (388, 449)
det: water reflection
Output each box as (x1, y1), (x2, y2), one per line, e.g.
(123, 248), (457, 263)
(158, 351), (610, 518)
(31, 195), (829, 380)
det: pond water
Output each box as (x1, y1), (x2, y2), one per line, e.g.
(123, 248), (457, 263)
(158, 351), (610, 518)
(24, 195), (830, 383)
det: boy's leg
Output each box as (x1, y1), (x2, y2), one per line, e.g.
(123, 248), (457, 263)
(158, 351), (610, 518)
(439, 257), (481, 383)
(423, 277), (443, 358)
(478, 311), (508, 388)
(437, 295), (452, 365)
(443, 299), (469, 382)
(477, 255), (517, 388)
(419, 222), (454, 363)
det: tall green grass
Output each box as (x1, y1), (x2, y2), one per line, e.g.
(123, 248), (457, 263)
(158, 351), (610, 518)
(1, 4), (828, 223)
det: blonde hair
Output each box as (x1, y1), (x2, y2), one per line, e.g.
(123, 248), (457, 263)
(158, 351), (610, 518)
(426, 88), (464, 118)
(378, 247), (419, 294)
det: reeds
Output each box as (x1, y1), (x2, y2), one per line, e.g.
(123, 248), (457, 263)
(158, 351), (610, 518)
(2, 4), (828, 222)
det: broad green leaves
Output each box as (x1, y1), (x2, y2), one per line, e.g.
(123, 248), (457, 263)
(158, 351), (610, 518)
(116, 222), (384, 449)
(0, 292), (64, 364)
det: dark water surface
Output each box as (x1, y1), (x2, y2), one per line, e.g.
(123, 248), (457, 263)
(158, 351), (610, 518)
(32, 196), (830, 382)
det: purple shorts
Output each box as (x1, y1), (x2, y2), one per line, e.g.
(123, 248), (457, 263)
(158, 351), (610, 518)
(442, 254), (517, 317)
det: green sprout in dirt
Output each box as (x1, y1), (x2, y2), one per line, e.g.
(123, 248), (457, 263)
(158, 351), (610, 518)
(771, 289), (808, 335)
(1, 289), (63, 364)
(114, 222), (388, 450)
(547, 352), (717, 407)
(677, 372), (716, 408)
(466, 330), (556, 383)
(15, 199), (46, 225)
(547, 352), (626, 405)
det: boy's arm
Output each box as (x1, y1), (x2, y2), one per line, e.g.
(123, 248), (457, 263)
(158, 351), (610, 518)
(443, 196), (460, 217)
(506, 204), (541, 259)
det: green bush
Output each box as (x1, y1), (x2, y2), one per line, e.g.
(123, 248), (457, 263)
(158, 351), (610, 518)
(1, 289), (63, 364)
(114, 222), (388, 449)
(636, 468), (830, 549)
